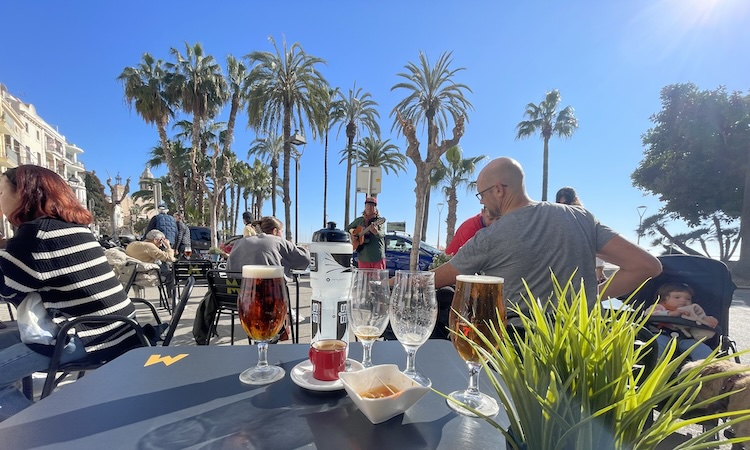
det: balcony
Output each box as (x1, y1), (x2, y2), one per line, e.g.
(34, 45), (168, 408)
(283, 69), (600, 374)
(0, 145), (19, 168)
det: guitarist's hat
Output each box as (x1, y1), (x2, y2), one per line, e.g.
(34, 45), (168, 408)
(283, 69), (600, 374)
(365, 197), (377, 205)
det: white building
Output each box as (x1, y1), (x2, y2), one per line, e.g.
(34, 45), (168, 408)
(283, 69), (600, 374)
(0, 83), (89, 237)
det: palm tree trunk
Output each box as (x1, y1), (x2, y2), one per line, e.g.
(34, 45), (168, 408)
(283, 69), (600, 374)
(271, 164), (278, 217)
(323, 130), (329, 228)
(421, 189), (431, 242)
(156, 123), (185, 210)
(542, 137), (550, 201)
(282, 109), (293, 240)
(446, 188), (458, 245)
(344, 134), (354, 227)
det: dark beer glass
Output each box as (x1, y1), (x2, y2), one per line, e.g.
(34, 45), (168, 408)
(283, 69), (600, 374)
(237, 265), (288, 385)
(447, 275), (505, 416)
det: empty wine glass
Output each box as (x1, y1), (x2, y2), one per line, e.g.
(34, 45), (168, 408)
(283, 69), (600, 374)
(447, 274), (505, 417)
(237, 265), (288, 385)
(389, 270), (437, 387)
(348, 268), (390, 368)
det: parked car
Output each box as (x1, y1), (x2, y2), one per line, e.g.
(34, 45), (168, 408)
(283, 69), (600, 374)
(353, 232), (441, 276)
(219, 235), (243, 255)
(189, 226), (212, 259)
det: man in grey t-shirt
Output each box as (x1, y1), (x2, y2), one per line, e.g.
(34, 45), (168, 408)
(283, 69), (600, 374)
(434, 157), (661, 319)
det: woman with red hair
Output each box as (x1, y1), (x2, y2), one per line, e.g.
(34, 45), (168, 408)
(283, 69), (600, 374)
(0, 165), (140, 420)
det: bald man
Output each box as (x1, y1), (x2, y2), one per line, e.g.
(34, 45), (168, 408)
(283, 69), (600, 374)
(433, 157), (661, 322)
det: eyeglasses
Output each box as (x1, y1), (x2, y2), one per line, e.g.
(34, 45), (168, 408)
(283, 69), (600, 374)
(475, 184), (508, 200)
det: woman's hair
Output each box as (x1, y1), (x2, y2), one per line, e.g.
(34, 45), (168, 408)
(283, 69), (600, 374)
(3, 165), (93, 226)
(656, 282), (695, 303)
(242, 211), (252, 224)
(252, 216), (283, 235)
(556, 186), (582, 206)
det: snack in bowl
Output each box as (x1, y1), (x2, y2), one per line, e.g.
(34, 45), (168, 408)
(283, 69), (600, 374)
(338, 364), (430, 424)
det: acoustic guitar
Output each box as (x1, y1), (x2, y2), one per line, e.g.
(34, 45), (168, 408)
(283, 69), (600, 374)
(350, 217), (386, 252)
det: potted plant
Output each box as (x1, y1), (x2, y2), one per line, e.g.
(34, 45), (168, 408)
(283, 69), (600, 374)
(444, 276), (750, 450)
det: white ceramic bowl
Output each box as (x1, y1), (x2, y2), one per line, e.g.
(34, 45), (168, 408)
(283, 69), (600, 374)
(338, 364), (430, 424)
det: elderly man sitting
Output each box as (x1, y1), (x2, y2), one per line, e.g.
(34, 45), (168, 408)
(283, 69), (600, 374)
(126, 229), (176, 301)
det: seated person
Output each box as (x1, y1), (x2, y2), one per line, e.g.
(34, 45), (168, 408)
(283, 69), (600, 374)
(0, 166), (141, 420)
(125, 229), (176, 297)
(445, 207), (498, 256)
(650, 282), (718, 362)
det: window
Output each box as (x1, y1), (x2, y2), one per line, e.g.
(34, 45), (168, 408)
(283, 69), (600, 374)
(25, 122), (28, 133)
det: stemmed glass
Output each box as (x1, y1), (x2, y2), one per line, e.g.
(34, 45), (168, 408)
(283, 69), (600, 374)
(447, 274), (505, 416)
(348, 268), (391, 368)
(389, 270), (437, 387)
(237, 265), (288, 385)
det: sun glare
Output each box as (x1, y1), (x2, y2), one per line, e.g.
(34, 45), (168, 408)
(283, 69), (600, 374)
(675, 0), (746, 27)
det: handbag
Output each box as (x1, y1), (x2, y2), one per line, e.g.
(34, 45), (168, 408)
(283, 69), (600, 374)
(16, 292), (61, 346)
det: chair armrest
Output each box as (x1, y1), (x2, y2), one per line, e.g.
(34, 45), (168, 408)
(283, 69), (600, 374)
(47, 315), (150, 376)
(130, 298), (162, 325)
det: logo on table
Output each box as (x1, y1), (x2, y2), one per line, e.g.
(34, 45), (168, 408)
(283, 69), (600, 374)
(145, 354), (188, 367)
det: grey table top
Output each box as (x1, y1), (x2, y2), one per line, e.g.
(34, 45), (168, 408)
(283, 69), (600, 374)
(0, 340), (508, 449)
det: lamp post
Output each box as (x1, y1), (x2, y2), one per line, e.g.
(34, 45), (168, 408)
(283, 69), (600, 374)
(436, 202), (445, 249)
(290, 130), (306, 242)
(637, 205), (647, 245)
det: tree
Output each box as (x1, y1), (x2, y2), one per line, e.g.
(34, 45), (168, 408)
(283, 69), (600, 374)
(638, 212), (740, 261)
(333, 83), (380, 226)
(437, 146), (486, 247)
(84, 171), (110, 235)
(245, 36), (329, 240)
(322, 87), (342, 227)
(347, 137), (407, 176)
(391, 51), (472, 270)
(118, 53), (184, 209)
(248, 135), (284, 217)
(632, 83), (750, 266)
(515, 89), (578, 201)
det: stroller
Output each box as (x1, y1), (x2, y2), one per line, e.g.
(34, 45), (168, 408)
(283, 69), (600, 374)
(627, 254), (739, 362)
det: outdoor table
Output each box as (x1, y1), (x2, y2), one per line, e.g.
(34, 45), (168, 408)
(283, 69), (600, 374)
(0, 340), (508, 449)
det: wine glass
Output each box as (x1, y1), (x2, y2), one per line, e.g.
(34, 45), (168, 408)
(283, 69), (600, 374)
(237, 265), (288, 385)
(348, 268), (390, 368)
(183, 245), (192, 259)
(389, 270), (437, 387)
(447, 274), (505, 417)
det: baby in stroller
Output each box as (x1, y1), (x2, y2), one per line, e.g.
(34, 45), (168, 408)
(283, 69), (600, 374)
(650, 282), (719, 361)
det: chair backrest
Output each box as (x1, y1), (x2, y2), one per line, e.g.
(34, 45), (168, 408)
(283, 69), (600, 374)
(207, 269), (242, 309)
(162, 276), (195, 346)
(120, 261), (139, 294)
(173, 259), (213, 285)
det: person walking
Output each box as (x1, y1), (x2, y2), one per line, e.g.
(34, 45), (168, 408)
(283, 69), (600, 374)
(173, 211), (190, 258)
(347, 197), (386, 270)
(143, 204), (177, 247)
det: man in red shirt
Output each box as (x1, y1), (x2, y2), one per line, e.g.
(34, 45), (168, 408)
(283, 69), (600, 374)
(445, 207), (498, 256)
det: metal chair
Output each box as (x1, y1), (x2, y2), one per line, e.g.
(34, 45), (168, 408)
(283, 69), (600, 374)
(173, 259), (213, 306)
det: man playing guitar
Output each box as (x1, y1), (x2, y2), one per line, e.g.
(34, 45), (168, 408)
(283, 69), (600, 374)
(347, 197), (386, 269)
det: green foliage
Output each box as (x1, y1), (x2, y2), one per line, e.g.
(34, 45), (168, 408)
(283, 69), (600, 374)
(443, 276), (750, 449)
(632, 83), (750, 226)
(428, 252), (452, 270)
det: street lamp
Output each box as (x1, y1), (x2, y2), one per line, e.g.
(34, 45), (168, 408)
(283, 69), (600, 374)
(436, 202), (445, 249)
(637, 205), (648, 245)
(290, 130), (306, 242)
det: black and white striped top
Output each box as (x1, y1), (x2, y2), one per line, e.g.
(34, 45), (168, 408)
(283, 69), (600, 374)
(0, 217), (139, 359)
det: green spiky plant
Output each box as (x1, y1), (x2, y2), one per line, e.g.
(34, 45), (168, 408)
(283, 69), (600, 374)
(443, 275), (750, 450)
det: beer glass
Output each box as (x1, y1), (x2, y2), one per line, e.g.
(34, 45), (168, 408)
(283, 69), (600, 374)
(389, 270), (437, 387)
(447, 275), (505, 416)
(237, 265), (288, 385)
(348, 268), (390, 368)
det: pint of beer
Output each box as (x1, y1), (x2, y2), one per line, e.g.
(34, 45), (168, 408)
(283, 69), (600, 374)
(449, 275), (505, 363)
(238, 265), (288, 342)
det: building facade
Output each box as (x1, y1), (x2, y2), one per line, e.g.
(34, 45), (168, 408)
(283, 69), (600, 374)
(0, 83), (89, 238)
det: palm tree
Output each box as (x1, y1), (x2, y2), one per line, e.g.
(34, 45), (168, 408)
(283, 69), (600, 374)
(245, 36), (329, 240)
(145, 138), (192, 215)
(118, 53), (184, 209)
(333, 82), (380, 227)
(345, 137), (407, 179)
(246, 159), (274, 220)
(167, 42), (229, 191)
(322, 87), (342, 227)
(248, 135), (284, 217)
(437, 146), (486, 247)
(515, 89), (578, 201)
(391, 51), (473, 270)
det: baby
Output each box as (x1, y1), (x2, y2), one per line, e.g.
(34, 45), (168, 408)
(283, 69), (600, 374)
(651, 282), (718, 361)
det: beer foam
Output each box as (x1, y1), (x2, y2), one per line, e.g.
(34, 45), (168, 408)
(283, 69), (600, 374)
(456, 274), (504, 284)
(241, 265), (284, 279)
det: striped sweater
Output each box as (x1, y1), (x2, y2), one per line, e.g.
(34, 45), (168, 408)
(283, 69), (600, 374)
(0, 217), (140, 359)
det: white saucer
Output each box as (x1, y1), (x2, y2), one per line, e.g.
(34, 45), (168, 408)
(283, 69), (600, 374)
(290, 359), (364, 391)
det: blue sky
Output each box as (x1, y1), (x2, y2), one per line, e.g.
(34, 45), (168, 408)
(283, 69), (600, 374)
(2, 0), (748, 254)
